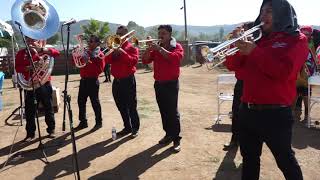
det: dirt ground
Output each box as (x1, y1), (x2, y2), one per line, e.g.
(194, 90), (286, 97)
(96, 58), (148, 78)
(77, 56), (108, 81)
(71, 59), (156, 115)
(0, 65), (319, 180)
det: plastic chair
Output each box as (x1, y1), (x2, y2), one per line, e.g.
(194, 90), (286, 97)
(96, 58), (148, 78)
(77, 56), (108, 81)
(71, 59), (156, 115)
(307, 74), (320, 128)
(215, 73), (237, 124)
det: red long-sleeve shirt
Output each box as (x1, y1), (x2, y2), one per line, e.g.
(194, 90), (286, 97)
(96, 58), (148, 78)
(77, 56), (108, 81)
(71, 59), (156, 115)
(79, 49), (105, 78)
(224, 32), (309, 105)
(15, 48), (60, 81)
(142, 43), (184, 81)
(104, 41), (138, 79)
(223, 45), (244, 80)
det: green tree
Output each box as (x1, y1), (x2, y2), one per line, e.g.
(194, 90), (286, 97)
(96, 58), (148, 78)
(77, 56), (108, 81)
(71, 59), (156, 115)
(81, 19), (110, 41)
(127, 21), (145, 39)
(47, 33), (59, 44)
(0, 38), (11, 48)
(146, 26), (158, 39)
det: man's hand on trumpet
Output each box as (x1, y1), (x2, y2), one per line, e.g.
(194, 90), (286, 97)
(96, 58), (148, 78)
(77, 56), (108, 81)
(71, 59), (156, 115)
(150, 42), (162, 52)
(235, 40), (256, 55)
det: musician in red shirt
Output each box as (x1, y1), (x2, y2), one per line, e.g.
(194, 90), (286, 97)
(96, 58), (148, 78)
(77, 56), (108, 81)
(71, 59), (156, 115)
(74, 35), (105, 131)
(104, 25), (140, 138)
(223, 23), (249, 150)
(15, 37), (60, 141)
(142, 25), (184, 153)
(224, 0), (307, 179)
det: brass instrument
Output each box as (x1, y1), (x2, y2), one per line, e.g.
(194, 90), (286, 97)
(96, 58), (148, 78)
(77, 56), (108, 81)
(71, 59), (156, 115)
(201, 23), (264, 69)
(11, 0), (59, 90)
(131, 37), (161, 48)
(104, 30), (136, 56)
(11, 0), (60, 40)
(72, 34), (87, 68)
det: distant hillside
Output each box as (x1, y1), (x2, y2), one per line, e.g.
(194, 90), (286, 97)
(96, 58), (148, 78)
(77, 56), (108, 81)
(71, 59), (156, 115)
(146, 24), (239, 36)
(5, 19), (320, 44)
(6, 20), (240, 41)
(58, 20), (240, 38)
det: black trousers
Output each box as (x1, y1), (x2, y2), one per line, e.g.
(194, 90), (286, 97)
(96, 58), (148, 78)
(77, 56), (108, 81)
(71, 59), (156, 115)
(78, 78), (102, 123)
(231, 80), (243, 140)
(239, 104), (303, 180)
(104, 64), (111, 81)
(24, 81), (55, 136)
(154, 80), (181, 141)
(112, 75), (140, 133)
(295, 95), (303, 109)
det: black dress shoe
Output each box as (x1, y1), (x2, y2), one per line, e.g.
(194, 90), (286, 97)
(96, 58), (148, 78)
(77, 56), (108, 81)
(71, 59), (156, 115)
(131, 131), (139, 138)
(172, 140), (181, 153)
(92, 123), (102, 130)
(116, 129), (131, 136)
(158, 135), (173, 145)
(23, 134), (35, 142)
(223, 140), (238, 149)
(74, 122), (88, 131)
(48, 131), (56, 138)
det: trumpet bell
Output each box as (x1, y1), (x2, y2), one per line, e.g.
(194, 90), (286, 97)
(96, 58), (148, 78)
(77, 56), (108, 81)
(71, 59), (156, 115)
(11, 0), (60, 40)
(201, 46), (215, 62)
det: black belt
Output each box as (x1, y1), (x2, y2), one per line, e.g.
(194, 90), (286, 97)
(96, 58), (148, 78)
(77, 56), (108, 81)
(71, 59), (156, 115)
(113, 75), (134, 82)
(155, 79), (178, 84)
(242, 103), (289, 110)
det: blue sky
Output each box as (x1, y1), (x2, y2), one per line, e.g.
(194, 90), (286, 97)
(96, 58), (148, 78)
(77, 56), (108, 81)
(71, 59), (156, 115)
(1, 0), (319, 27)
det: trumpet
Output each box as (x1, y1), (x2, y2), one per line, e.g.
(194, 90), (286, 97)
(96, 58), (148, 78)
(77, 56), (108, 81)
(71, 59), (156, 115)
(104, 30), (136, 56)
(201, 23), (264, 69)
(131, 37), (161, 48)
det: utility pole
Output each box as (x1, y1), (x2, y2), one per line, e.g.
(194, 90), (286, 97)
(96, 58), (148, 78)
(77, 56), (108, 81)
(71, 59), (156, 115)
(183, 0), (190, 64)
(183, 0), (187, 41)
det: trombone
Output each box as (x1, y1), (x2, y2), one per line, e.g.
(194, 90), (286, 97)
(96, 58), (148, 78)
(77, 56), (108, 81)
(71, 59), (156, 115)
(104, 30), (136, 56)
(201, 23), (264, 69)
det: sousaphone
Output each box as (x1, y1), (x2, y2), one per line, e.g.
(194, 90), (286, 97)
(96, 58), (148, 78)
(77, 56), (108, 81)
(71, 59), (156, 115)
(11, 0), (60, 90)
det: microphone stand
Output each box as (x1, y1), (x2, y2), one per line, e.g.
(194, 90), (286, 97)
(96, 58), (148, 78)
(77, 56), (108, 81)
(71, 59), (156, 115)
(61, 23), (81, 180)
(16, 23), (48, 163)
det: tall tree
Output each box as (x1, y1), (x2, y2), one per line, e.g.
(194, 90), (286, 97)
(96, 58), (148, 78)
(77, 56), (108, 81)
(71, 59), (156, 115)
(127, 21), (145, 39)
(81, 19), (110, 41)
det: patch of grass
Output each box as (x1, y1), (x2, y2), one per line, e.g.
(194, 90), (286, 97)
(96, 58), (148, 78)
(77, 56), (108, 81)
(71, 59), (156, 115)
(207, 156), (220, 164)
(137, 98), (158, 118)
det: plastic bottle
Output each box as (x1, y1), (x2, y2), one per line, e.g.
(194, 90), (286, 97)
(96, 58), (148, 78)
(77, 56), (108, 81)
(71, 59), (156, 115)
(112, 127), (117, 140)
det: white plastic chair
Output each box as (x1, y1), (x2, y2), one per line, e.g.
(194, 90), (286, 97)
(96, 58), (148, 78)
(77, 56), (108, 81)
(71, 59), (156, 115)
(307, 74), (320, 128)
(215, 73), (237, 124)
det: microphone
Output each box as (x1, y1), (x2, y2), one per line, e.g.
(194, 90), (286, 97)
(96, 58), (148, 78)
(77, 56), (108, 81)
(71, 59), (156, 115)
(62, 18), (76, 26)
